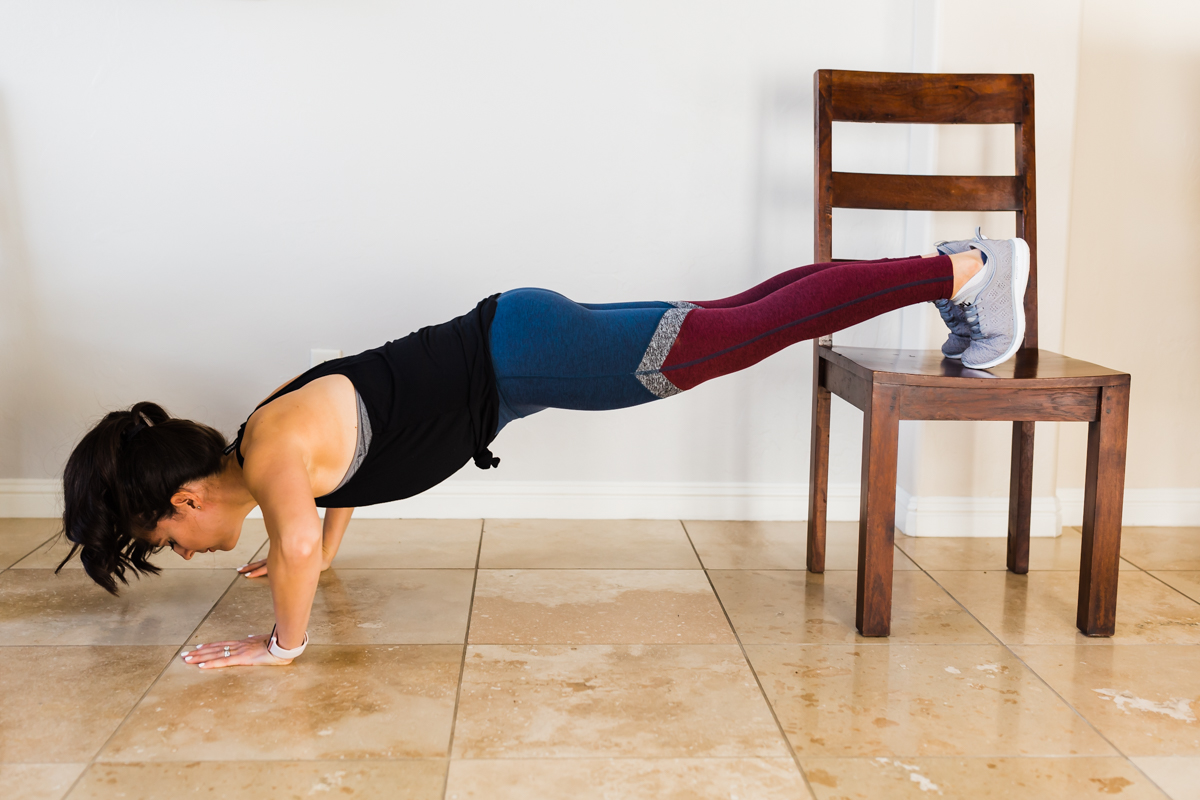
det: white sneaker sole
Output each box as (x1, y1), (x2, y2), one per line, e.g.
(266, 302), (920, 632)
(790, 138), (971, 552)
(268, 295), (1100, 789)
(963, 237), (1030, 370)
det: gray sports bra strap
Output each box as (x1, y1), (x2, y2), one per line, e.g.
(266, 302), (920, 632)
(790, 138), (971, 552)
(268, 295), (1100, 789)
(331, 390), (373, 494)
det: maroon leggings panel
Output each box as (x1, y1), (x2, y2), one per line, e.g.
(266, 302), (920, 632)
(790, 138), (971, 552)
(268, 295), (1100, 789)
(662, 255), (953, 391)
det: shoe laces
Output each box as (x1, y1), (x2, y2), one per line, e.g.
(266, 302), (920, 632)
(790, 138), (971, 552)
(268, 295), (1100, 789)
(933, 298), (955, 323)
(960, 302), (983, 340)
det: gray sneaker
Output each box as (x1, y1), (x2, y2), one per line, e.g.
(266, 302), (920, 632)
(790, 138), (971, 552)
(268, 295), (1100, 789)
(932, 228), (983, 359)
(958, 235), (1031, 369)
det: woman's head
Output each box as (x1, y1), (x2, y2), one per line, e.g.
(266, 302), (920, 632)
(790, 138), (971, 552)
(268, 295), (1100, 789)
(60, 401), (229, 594)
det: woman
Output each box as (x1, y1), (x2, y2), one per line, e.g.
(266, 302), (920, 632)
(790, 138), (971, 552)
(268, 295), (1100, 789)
(58, 229), (1027, 669)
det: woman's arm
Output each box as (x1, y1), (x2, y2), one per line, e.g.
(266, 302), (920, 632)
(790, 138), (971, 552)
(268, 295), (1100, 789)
(185, 449), (323, 668)
(236, 506), (354, 578)
(321, 506), (354, 567)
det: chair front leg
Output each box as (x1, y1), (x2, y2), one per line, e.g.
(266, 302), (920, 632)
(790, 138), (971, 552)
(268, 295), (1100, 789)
(1007, 421), (1035, 573)
(856, 383), (900, 637)
(1078, 383), (1130, 636)
(807, 350), (831, 573)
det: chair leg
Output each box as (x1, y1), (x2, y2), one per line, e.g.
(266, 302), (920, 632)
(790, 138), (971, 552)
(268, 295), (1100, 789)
(1077, 384), (1130, 636)
(807, 353), (831, 573)
(856, 384), (900, 637)
(1007, 421), (1034, 574)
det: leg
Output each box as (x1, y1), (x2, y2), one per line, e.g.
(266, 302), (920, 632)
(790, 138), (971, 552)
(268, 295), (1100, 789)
(1078, 383), (1130, 636)
(1007, 421), (1034, 573)
(807, 349), (830, 573)
(857, 384), (900, 637)
(656, 256), (955, 393)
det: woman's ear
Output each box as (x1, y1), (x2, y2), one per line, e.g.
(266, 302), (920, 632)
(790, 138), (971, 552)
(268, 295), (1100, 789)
(170, 488), (202, 514)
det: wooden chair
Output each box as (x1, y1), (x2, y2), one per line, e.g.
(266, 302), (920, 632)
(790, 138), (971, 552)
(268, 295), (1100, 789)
(806, 70), (1131, 637)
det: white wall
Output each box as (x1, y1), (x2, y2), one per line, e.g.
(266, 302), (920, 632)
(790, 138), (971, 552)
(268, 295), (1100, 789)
(0, 0), (919, 518)
(3, 1), (1194, 526)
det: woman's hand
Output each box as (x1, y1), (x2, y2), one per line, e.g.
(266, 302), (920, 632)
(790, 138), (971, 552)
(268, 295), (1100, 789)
(236, 554), (332, 579)
(181, 634), (293, 669)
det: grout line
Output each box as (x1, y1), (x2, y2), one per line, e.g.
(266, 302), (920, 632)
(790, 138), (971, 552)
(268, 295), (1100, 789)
(678, 519), (819, 798)
(61, 566), (246, 799)
(440, 518), (485, 799)
(2, 529), (61, 573)
(906, 547), (1135, 767)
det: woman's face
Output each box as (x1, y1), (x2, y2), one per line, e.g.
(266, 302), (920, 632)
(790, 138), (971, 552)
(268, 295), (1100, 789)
(150, 499), (241, 560)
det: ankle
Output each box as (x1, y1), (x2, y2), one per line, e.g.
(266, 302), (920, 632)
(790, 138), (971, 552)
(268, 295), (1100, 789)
(950, 250), (984, 298)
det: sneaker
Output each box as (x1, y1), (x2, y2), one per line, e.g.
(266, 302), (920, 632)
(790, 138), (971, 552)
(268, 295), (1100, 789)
(931, 228), (984, 359)
(957, 235), (1031, 370)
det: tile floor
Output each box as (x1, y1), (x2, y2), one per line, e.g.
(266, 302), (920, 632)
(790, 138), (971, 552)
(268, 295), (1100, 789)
(2, 518), (1199, 799)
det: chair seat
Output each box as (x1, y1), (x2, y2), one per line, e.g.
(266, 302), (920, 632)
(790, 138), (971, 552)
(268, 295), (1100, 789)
(819, 346), (1130, 423)
(823, 346), (1128, 388)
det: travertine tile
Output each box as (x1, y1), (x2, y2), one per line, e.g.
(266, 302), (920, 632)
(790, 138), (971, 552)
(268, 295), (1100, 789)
(0, 519), (60, 570)
(452, 644), (788, 758)
(745, 643), (1114, 757)
(932, 570), (1200, 644)
(684, 520), (916, 570)
(480, 519), (699, 569)
(1014, 645), (1200, 756)
(445, 758), (812, 799)
(190, 569), (474, 645)
(1115, 527), (1200, 571)
(1131, 757), (1200, 800)
(896, 527), (1136, 571)
(0, 763), (86, 800)
(0, 647), (174, 762)
(800, 756), (1166, 799)
(469, 569), (734, 644)
(0, 569), (234, 645)
(68, 761), (446, 799)
(99, 645), (461, 761)
(16, 519), (269, 571)
(709, 570), (994, 644)
(1151, 572), (1200, 605)
(322, 518), (481, 568)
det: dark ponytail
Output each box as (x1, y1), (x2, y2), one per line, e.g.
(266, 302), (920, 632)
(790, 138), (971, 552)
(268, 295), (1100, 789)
(58, 401), (228, 595)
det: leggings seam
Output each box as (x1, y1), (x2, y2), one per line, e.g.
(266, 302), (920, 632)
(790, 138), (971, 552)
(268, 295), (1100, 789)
(660, 274), (950, 373)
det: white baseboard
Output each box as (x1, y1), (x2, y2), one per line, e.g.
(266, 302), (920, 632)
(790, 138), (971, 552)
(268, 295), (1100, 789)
(310, 481), (865, 521)
(0, 480), (61, 518)
(0, 478), (861, 522)
(1058, 488), (1200, 528)
(896, 486), (1062, 538)
(5, 478), (1197, 529)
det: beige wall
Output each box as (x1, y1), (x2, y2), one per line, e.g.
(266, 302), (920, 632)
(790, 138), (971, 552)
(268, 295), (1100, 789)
(1058, 0), (1200, 491)
(902, 1), (1083, 515)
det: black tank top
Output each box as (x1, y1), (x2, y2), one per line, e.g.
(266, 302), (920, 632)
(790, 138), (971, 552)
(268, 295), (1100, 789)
(227, 295), (501, 508)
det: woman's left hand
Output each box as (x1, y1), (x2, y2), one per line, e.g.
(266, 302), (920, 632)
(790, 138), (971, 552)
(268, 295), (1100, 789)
(181, 634), (294, 669)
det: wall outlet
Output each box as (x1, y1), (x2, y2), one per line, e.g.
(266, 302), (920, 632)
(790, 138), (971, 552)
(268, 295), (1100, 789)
(310, 349), (343, 368)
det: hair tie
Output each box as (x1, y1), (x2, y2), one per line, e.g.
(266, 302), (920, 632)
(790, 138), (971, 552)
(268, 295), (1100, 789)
(122, 411), (155, 444)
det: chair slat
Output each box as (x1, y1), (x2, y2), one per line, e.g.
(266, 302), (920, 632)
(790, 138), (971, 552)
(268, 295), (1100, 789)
(831, 172), (1022, 211)
(828, 70), (1026, 124)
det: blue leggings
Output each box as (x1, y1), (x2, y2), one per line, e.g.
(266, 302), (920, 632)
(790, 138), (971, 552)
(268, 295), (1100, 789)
(489, 289), (670, 431)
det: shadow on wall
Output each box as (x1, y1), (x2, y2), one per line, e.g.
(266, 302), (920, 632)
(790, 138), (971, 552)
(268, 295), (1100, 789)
(0, 93), (43, 478)
(1060, 42), (1200, 491)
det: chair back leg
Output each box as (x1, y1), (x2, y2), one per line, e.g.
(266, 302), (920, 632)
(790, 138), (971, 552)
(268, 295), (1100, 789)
(807, 354), (831, 573)
(1007, 421), (1035, 573)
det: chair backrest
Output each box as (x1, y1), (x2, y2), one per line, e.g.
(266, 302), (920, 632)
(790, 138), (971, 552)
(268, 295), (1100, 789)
(814, 69), (1037, 350)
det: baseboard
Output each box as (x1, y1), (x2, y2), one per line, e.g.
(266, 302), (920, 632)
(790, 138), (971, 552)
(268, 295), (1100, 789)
(1058, 488), (1200, 527)
(6, 478), (1197, 528)
(0, 480), (61, 518)
(0, 478), (861, 522)
(895, 486), (1062, 538)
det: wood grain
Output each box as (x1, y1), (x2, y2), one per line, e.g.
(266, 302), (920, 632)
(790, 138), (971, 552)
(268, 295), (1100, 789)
(832, 173), (1022, 212)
